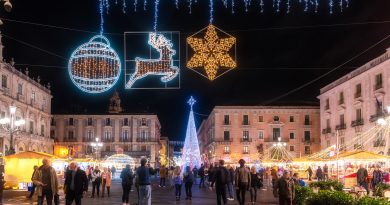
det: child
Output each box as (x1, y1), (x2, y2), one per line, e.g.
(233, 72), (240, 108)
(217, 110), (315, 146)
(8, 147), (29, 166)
(173, 166), (183, 200)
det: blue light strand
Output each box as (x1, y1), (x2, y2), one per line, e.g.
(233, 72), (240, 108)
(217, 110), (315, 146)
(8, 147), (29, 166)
(175, 0), (179, 9)
(231, 0), (235, 14)
(99, 0), (104, 35)
(315, 0), (319, 13)
(286, 0), (291, 13)
(209, 0), (213, 24)
(244, 0), (249, 12)
(154, 0), (159, 32)
(105, 0), (110, 14)
(260, 0), (264, 13)
(276, 0), (280, 12)
(144, 0), (147, 10)
(222, 0), (228, 8)
(339, 0), (343, 12)
(122, 0), (127, 13)
(188, 0), (192, 14)
(115, 0), (118, 4)
(329, 0), (333, 14)
(134, 0), (138, 11)
(304, 0), (309, 12)
(345, 0), (349, 7)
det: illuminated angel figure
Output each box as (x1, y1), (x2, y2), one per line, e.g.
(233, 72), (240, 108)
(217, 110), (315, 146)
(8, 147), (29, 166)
(126, 33), (179, 88)
(187, 24), (236, 81)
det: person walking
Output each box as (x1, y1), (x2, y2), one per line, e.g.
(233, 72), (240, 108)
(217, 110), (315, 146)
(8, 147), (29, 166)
(32, 158), (59, 205)
(271, 167), (278, 187)
(315, 166), (323, 181)
(249, 166), (260, 204)
(357, 164), (369, 194)
(226, 165), (235, 200)
(64, 162), (88, 205)
(111, 166), (116, 179)
(235, 159), (251, 205)
(159, 165), (167, 187)
(306, 166), (313, 181)
(193, 166), (199, 185)
(102, 167), (112, 197)
(173, 166), (183, 201)
(121, 164), (134, 205)
(372, 166), (383, 189)
(183, 166), (194, 200)
(323, 164), (329, 181)
(27, 165), (38, 199)
(198, 164), (206, 188)
(91, 166), (101, 198)
(136, 158), (154, 205)
(212, 160), (229, 205)
(273, 170), (295, 205)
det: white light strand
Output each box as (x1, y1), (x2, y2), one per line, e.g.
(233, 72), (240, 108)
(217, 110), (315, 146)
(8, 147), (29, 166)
(315, 0), (319, 13)
(122, 0), (127, 13)
(188, 0), (192, 14)
(231, 0), (235, 14)
(154, 0), (159, 31)
(276, 0), (281, 12)
(105, 0), (110, 14)
(329, 0), (333, 14)
(209, 0), (214, 24)
(287, 0), (291, 13)
(134, 0), (138, 11)
(99, 0), (104, 35)
(144, 0), (147, 10)
(222, 0), (228, 8)
(260, 0), (264, 13)
(176, 0), (179, 9)
(244, 0), (249, 12)
(304, 0), (309, 12)
(339, 0), (343, 12)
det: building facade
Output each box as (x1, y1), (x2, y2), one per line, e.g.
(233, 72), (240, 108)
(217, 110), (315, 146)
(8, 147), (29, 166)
(198, 106), (320, 164)
(318, 48), (390, 154)
(0, 36), (54, 154)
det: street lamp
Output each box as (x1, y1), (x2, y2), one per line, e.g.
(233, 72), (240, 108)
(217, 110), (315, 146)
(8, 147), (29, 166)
(0, 106), (25, 155)
(90, 137), (103, 160)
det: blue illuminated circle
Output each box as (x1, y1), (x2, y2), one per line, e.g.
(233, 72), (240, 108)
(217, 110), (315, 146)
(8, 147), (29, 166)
(68, 35), (121, 93)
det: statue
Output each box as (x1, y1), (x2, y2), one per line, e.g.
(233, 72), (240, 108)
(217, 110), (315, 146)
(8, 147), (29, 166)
(108, 91), (123, 113)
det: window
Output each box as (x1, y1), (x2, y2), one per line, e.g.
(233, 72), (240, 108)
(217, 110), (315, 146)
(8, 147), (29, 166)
(326, 119), (330, 128)
(273, 116), (279, 122)
(375, 73), (383, 90)
(327, 140), (330, 148)
(356, 109), (362, 121)
(339, 92), (344, 105)
(104, 131), (112, 140)
(355, 84), (362, 98)
(141, 118), (147, 126)
(289, 116), (294, 122)
(123, 130), (129, 141)
(304, 131), (311, 141)
(340, 137), (345, 146)
(243, 115), (249, 125)
(141, 130), (147, 141)
(1, 75), (7, 88)
(304, 115), (310, 125)
(141, 145), (147, 151)
(50, 130), (55, 139)
(340, 114), (345, 125)
(305, 146), (311, 154)
(123, 145), (129, 151)
(68, 130), (74, 139)
(325, 98), (330, 110)
(69, 118), (74, 126)
(223, 131), (230, 141)
(31, 91), (36, 102)
(87, 118), (93, 126)
(272, 128), (280, 141)
(123, 118), (129, 126)
(42, 98), (46, 109)
(17, 83), (23, 95)
(289, 132), (295, 139)
(29, 121), (34, 134)
(243, 131), (249, 140)
(105, 146), (110, 152)
(224, 115), (230, 125)
(289, 146), (294, 152)
(258, 116), (263, 122)
(258, 131), (264, 139)
(243, 146), (249, 154)
(87, 130), (93, 140)
(41, 125), (45, 136)
(105, 118), (111, 126)
(224, 146), (230, 153)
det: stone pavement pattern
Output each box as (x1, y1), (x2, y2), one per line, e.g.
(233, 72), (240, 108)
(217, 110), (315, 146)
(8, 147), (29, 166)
(3, 180), (278, 205)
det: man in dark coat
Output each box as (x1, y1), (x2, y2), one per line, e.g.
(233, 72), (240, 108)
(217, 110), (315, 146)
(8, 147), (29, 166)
(211, 160), (229, 205)
(357, 164), (369, 194)
(64, 162), (88, 205)
(273, 170), (295, 205)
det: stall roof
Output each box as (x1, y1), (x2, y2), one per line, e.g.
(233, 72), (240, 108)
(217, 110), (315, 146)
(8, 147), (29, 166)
(3, 151), (59, 159)
(335, 150), (390, 161)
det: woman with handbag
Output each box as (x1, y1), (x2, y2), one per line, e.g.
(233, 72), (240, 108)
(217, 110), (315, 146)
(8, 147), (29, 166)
(249, 166), (260, 205)
(91, 166), (101, 198)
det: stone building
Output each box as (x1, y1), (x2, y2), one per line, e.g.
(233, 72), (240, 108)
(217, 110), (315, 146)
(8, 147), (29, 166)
(198, 106), (320, 164)
(319, 48), (390, 154)
(0, 35), (54, 154)
(51, 92), (161, 166)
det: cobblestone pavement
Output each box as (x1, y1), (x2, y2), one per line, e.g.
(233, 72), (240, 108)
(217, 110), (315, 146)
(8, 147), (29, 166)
(3, 179), (278, 205)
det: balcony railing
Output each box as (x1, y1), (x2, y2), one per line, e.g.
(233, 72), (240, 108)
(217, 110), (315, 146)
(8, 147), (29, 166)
(223, 121), (231, 125)
(373, 139), (385, 147)
(215, 138), (233, 142)
(335, 124), (346, 130)
(351, 119), (364, 127)
(264, 138), (289, 143)
(101, 151), (150, 157)
(83, 137), (95, 142)
(240, 138), (252, 142)
(136, 138), (156, 143)
(223, 151), (231, 154)
(304, 151), (312, 155)
(242, 151), (250, 154)
(304, 121), (311, 126)
(101, 138), (114, 142)
(322, 127), (332, 134)
(302, 138), (315, 144)
(242, 121), (250, 126)
(119, 138), (132, 142)
(370, 113), (384, 122)
(63, 138), (78, 142)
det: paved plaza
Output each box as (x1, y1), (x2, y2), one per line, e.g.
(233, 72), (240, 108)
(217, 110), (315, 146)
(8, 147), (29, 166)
(3, 179), (278, 205)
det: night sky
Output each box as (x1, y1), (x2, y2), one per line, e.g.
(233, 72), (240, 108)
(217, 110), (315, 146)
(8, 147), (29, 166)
(1, 0), (390, 140)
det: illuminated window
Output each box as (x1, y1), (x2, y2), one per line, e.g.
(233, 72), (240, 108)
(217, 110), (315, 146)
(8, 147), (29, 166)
(243, 146), (249, 154)
(87, 130), (93, 140)
(123, 130), (129, 141)
(243, 131), (249, 140)
(290, 146), (294, 152)
(224, 146), (230, 153)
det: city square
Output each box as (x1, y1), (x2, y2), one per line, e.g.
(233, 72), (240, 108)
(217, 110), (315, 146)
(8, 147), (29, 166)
(0, 0), (389, 205)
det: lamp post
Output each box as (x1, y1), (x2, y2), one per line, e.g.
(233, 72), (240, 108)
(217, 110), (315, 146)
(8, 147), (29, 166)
(90, 137), (103, 160)
(0, 106), (25, 155)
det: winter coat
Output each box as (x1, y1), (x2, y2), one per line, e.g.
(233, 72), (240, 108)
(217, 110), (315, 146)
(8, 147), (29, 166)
(160, 167), (168, 178)
(103, 171), (112, 187)
(32, 165), (59, 197)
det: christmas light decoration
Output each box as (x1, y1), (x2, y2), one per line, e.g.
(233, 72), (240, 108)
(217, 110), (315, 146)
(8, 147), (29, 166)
(181, 96), (202, 169)
(68, 35), (121, 93)
(125, 32), (179, 88)
(187, 24), (236, 81)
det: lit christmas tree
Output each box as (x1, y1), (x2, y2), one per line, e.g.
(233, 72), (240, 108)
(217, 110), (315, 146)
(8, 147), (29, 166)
(182, 96), (202, 169)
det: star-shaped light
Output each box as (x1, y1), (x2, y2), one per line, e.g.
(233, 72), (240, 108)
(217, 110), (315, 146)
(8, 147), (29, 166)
(187, 24), (236, 80)
(187, 96), (196, 110)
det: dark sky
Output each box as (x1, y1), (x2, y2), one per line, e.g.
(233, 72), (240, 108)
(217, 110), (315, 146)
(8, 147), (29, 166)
(1, 0), (390, 140)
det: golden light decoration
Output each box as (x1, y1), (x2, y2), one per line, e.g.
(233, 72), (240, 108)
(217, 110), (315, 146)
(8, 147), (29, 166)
(69, 35), (121, 93)
(187, 24), (236, 81)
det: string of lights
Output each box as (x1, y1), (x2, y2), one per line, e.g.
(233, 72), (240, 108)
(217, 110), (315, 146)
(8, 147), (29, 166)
(100, 0), (104, 35)
(154, 0), (160, 32)
(209, 0), (213, 24)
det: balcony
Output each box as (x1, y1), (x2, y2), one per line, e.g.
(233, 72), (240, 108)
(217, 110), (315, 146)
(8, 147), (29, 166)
(215, 138), (233, 145)
(373, 139), (385, 147)
(222, 121), (231, 126)
(322, 127), (332, 134)
(240, 138), (252, 143)
(223, 151), (231, 154)
(63, 138), (78, 142)
(101, 151), (150, 158)
(119, 138), (132, 142)
(242, 151), (250, 154)
(101, 138), (114, 142)
(302, 138), (315, 144)
(351, 119), (364, 127)
(304, 121), (312, 126)
(83, 137), (94, 142)
(335, 124), (346, 130)
(136, 138), (157, 143)
(369, 113), (383, 122)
